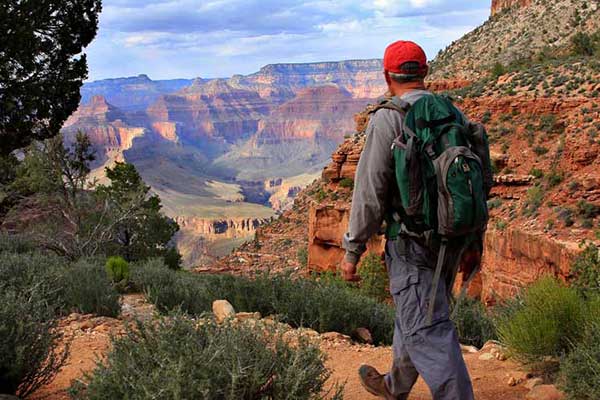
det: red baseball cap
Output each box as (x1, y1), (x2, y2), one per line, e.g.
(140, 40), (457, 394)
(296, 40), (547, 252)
(383, 40), (428, 77)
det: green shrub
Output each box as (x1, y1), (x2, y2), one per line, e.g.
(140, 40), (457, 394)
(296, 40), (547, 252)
(577, 200), (600, 220)
(0, 283), (67, 398)
(357, 252), (388, 302)
(491, 62), (506, 78)
(523, 185), (544, 216)
(338, 178), (354, 189)
(495, 220), (508, 231)
(61, 259), (121, 317)
(571, 32), (596, 57)
(560, 296), (600, 399)
(450, 296), (497, 348)
(487, 198), (503, 209)
(571, 244), (600, 291)
(132, 263), (395, 345)
(0, 251), (65, 307)
(297, 247), (308, 267)
(529, 168), (544, 179)
(70, 314), (342, 400)
(496, 277), (585, 362)
(546, 170), (564, 188)
(481, 110), (492, 124)
(162, 246), (182, 270)
(533, 146), (549, 156)
(105, 256), (129, 284)
(0, 232), (36, 254)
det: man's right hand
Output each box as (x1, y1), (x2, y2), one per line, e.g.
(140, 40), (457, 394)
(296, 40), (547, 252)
(340, 260), (360, 282)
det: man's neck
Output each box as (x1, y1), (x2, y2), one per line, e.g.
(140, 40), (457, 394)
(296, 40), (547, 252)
(392, 81), (427, 98)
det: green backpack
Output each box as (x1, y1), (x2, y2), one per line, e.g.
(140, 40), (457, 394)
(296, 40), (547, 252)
(373, 94), (492, 322)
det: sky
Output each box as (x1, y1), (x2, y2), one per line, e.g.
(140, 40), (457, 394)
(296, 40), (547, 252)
(85, 0), (491, 81)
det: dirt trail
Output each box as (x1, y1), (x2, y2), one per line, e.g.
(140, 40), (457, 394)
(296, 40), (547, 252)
(34, 294), (530, 400)
(324, 344), (528, 400)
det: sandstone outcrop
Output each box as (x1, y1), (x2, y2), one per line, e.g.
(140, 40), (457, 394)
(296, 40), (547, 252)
(491, 0), (533, 15)
(480, 228), (579, 304)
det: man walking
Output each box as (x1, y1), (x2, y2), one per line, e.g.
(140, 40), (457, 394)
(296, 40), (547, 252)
(341, 40), (489, 400)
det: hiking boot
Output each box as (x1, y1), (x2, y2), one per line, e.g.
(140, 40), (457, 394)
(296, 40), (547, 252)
(358, 364), (395, 400)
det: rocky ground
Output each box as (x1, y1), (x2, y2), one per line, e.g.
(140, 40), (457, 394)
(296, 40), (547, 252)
(32, 294), (561, 400)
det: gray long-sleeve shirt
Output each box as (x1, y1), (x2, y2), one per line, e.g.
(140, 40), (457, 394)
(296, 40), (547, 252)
(342, 89), (431, 265)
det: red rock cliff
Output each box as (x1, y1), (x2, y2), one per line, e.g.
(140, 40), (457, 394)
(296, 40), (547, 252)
(305, 93), (600, 301)
(491, 0), (533, 16)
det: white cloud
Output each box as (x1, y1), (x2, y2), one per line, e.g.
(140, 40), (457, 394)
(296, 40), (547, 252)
(85, 0), (491, 80)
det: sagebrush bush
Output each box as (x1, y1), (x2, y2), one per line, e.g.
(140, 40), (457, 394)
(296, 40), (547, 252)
(0, 232), (36, 254)
(571, 244), (600, 292)
(70, 314), (342, 400)
(0, 285), (67, 398)
(357, 252), (388, 302)
(0, 251), (64, 307)
(560, 296), (600, 400)
(131, 261), (395, 344)
(61, 259), (121, 317)
(450, 296), (497, 348)
(105, 256), (129, 284)
(496, 277), (585, 361)
(0, 251), (120, 317)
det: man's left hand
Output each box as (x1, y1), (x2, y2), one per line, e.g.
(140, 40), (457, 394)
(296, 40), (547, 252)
(340, 260), (360, 282)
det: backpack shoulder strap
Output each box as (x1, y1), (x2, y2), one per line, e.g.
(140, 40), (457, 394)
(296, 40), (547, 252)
(368, 97), (411, 116)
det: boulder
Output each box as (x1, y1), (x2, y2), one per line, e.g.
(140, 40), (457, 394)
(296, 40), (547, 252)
(354, 327), (373, 344)
(235, 312), (261, 321)
(212, 300), (235, 323)
(525, 378), (544, 390)
(460, 344), (479, 353)
(525, 385), (565, 400)
(321, 332), (352, 343)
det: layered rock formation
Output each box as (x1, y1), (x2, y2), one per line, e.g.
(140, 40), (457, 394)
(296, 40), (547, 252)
(231, 59), (386, 99)
(254, 85), (367, 144)
(63, 96), (147, 168)
(481, 228), (579, 303)
(175, 216), (272, 266)
(174, 216), (268, 237)
(491, 0), (533, 15)
(147, 80), (271, 143)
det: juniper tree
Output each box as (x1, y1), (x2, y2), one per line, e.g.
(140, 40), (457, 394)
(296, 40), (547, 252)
(0, 0), (102, 155)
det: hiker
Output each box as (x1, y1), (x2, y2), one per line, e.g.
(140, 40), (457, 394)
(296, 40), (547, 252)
(341, 40), (492, 400)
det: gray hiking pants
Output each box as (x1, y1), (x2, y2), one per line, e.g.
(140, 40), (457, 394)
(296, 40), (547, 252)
(384, 238), (474, 400)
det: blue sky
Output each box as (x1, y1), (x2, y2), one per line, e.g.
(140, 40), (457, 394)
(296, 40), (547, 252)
(85, 0), (491, 81)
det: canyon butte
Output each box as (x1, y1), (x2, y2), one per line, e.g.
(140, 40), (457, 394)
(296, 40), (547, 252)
(204, 0), (600, 304)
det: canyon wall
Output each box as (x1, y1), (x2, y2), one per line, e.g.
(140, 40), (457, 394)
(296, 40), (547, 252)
(174, 216), (268, 237)
(175, 216), (271, 266)
(480, 228), (579, 302)
(305, 92), (597, 300)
